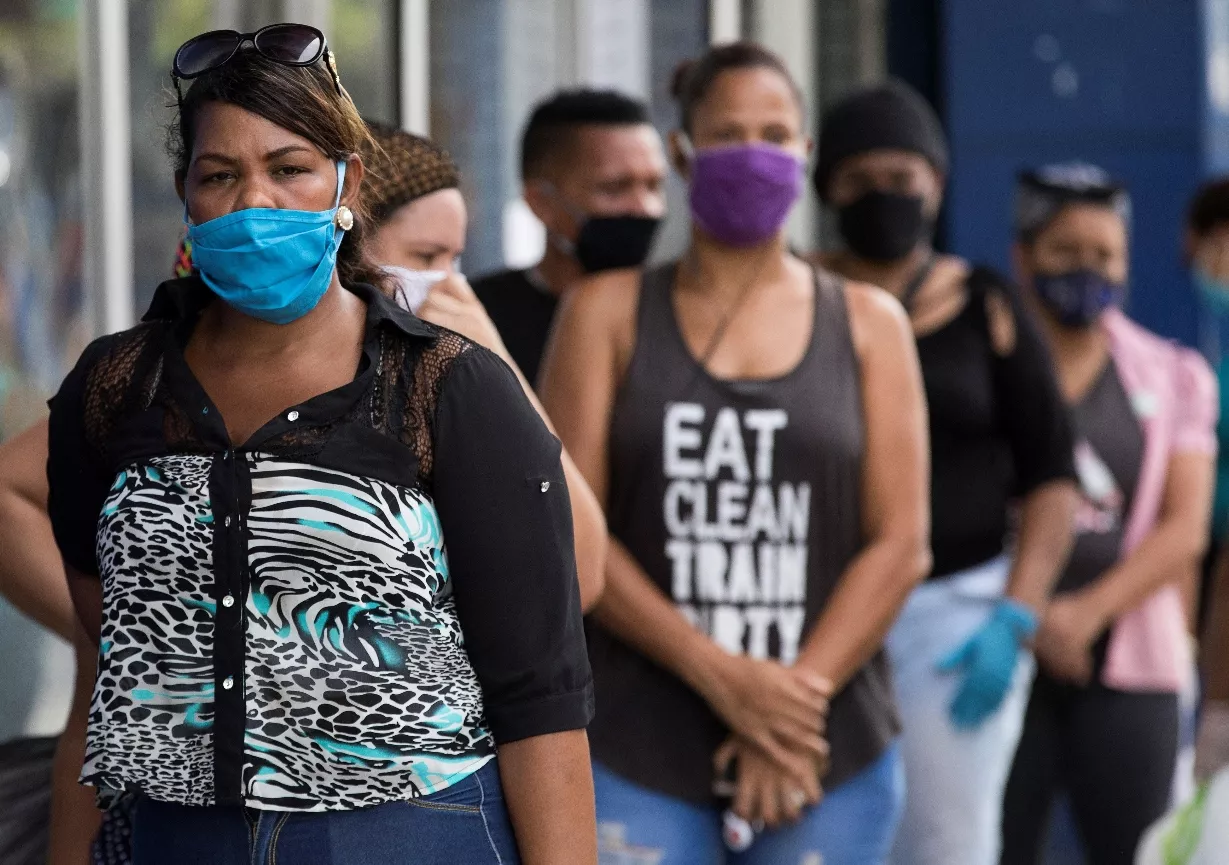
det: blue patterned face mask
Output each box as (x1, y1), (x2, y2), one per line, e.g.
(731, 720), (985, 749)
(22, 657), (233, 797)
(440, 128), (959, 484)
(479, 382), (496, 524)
(1032, 268), (1124, 328)
(185, 160), (349, 324)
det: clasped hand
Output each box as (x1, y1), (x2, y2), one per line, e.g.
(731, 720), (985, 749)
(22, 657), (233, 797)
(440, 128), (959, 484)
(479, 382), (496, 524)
(706, 655), (832, 828)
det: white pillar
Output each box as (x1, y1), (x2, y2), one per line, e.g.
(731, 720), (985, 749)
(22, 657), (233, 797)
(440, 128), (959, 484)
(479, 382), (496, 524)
(400, 0), (430, 134)
(752, 0), (819, 252)
(572, 0), (650, 98)
(709, 0), (742, 44)
(211, 0), (243, 30)
(80, 0), (133, 335)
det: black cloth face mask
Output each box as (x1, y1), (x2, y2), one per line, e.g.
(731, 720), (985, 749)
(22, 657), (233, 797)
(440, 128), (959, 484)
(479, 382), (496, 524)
(569, 214), (662, 273)
(837, 190), (931, 262)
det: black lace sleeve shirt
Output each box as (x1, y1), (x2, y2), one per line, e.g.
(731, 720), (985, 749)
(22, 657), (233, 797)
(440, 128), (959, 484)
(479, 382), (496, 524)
(46, 277), (593, 811)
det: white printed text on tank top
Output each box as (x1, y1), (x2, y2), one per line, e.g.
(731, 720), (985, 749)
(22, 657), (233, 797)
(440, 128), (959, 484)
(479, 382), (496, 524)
(662, 402), (809, 663)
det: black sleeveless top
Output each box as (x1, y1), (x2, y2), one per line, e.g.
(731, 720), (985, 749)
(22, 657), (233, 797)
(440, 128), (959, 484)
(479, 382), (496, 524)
(590, 262), (899, 803)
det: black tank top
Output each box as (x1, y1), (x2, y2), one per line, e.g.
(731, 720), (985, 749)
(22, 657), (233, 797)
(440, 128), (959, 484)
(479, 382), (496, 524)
(591, 262), (899, 804)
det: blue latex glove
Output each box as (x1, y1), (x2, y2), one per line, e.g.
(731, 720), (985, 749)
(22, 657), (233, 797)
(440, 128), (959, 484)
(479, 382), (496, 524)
(936, 599), (1038, 729)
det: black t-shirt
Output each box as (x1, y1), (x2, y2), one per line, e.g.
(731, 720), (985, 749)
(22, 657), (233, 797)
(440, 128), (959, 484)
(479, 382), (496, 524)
(46, 277), (592, 810)
(1056, 361), (1143, 595)
(918, 267), (1076, 578)
(470, 268), (559, 389)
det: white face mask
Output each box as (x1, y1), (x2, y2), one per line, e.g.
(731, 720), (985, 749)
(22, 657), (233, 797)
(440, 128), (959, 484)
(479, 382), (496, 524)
(383, 265), (447, 314)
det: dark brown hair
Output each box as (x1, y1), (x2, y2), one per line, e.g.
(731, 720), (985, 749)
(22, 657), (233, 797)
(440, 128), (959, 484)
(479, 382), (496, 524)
(670, 41), (803, 133)
(167, 49), (390, 294)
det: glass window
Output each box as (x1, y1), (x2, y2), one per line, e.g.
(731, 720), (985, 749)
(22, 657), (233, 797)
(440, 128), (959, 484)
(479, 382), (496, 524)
(0, 0), (81, 741)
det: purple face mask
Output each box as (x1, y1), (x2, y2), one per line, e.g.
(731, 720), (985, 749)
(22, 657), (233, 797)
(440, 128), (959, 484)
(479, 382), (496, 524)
(687, 142), (803, 246)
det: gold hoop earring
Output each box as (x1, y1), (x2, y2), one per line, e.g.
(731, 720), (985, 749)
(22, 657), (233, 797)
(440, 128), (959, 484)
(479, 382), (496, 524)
(335, 205), (354, 231)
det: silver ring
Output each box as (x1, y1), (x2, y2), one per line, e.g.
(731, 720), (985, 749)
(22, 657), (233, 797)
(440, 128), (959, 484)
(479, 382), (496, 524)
(788, 789), (808, 810)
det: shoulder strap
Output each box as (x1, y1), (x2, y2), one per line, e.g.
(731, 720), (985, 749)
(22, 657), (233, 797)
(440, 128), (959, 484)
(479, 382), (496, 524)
(633, 261), (681, 345)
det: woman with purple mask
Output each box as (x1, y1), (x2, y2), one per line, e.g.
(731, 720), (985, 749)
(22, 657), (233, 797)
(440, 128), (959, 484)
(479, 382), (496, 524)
(541, 42), (930, 864)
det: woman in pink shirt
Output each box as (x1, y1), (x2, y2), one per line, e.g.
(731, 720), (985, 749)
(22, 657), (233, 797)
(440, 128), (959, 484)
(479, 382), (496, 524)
(1001, 164), (1217, 864)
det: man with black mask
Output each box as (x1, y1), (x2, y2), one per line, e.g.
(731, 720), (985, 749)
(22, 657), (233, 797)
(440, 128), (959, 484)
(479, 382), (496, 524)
(471, 89), (667, 387)
(814, 80), (1079, 865)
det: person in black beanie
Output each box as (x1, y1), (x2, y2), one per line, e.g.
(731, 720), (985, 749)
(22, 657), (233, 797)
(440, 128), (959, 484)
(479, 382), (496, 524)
(812, 80), (1080, 865)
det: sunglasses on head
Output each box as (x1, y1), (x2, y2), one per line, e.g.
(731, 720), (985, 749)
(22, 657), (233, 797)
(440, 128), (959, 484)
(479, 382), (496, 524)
(171, 23), (343, 103)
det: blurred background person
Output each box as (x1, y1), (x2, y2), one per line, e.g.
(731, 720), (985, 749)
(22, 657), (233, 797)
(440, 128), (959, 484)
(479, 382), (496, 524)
(1189, 179), (1229, 794)
(999, 164), (1215, 865)
(1187, 179), (1229, 637)
(470, 89), (668, 388)
(1198, 535), (1229, 789)
(813, 80), (1078, 865)
(542, 42), (930, 864)
(360, 119), (608, 611)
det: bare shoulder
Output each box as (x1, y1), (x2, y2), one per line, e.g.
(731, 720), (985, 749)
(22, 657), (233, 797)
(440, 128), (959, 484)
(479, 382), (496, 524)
(841, 278), (913, 360)
(555, 268), (643, 369)
(559, 268), (640, 322)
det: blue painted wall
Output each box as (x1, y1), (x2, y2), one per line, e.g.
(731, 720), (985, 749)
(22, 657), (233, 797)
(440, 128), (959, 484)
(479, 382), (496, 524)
(941, 0), (1224, 346)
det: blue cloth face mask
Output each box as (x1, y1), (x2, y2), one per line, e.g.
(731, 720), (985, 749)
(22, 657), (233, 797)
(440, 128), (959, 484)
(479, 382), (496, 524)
(185, 160), (349, 324)
(1032, 268), (1124, 328)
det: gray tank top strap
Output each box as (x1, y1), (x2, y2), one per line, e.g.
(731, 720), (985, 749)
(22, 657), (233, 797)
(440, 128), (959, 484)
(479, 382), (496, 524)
(631, 261), (686, 364)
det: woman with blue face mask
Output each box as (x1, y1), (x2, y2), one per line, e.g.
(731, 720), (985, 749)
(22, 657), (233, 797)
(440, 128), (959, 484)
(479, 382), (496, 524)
(43, 25), (596, 865)
(1000, 164), (1217, 864)
(541, 41), (930, 864)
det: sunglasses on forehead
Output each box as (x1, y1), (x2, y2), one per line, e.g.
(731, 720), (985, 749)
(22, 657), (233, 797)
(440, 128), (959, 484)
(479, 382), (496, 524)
(171, 23), (343, 104)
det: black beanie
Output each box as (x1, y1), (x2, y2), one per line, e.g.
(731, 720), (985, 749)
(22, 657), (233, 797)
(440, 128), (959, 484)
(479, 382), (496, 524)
(814, 78), (948, 203)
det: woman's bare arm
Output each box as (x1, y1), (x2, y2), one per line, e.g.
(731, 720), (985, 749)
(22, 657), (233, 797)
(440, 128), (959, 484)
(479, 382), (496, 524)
(0, 419), (74, 639)
(1071, 451), (1212, 628)
(794, 283), (932, 688)
(498, 730), (597, 865)
(47, 620), (100, 865)
(1038, 451), (1212, 683)
(1005, 481), (1079, 613)
(418, 276), (607, 609)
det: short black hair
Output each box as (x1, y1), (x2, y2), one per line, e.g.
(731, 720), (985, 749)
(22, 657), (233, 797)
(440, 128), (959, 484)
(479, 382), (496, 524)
(1188, 177), (1229, 237)
(520, 88), (650, 180)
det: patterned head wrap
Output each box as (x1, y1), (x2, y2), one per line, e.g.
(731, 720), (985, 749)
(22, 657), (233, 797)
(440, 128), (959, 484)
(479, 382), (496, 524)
(361, 120), (461, 226)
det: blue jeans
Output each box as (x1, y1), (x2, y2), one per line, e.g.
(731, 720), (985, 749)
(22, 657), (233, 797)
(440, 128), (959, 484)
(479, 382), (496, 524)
(883, 556), (1035, 865)
(129, 759), (519, 865)
(593, 741), (905, 865)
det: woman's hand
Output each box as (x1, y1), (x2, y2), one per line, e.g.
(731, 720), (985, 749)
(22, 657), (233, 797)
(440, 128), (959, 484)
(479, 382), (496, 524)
(702, 654), (831, 771)
(1034, 592), (1107, 685)
(715, 737), (826, 829)
(416, 275), (510, 359)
